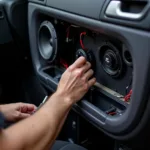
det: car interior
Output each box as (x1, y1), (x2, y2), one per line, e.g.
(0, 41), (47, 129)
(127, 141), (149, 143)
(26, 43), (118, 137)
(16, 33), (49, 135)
(0, 0), (150, 149)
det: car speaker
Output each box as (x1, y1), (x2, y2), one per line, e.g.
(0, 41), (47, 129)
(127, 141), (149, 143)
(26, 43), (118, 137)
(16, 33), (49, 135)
(38, 21), (57, 62)
(99, 42), (123, 77)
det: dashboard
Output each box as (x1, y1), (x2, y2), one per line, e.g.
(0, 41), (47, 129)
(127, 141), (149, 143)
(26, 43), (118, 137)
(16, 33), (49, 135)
(1, 0), (150, 142)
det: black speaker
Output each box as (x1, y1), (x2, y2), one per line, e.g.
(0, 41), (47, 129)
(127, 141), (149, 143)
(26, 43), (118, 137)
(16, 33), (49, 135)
(99, 42), (123, 77)
(38, 21), (57, 62)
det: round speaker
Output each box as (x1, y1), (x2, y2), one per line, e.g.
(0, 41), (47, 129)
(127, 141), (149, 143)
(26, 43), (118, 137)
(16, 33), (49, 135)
(75, 49), (94, 62)
(122, 45), (132, 67)
(76, 49), (95, 69)
(99, 42), (123, 77)
(38, 21), (57, 62)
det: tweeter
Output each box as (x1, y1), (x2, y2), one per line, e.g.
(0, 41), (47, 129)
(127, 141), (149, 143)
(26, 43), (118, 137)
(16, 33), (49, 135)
(38, 21), (57, 62)
(99, 42), (123, 77)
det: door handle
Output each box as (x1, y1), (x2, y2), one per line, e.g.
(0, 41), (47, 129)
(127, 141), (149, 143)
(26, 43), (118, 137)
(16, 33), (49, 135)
(105, 1), (149, 20)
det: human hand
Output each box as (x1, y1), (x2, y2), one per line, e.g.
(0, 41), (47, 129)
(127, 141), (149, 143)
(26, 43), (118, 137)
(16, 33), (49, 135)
(56, 56), (96, 104)
(0, 103), (37, 122)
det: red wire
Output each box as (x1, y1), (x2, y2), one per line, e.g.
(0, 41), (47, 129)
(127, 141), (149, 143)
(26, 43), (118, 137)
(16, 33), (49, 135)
(60, 59), (69, 69)
(124, 89), (132, 102)
(108, 112), (116, 115)
(80, 32), (87, 50)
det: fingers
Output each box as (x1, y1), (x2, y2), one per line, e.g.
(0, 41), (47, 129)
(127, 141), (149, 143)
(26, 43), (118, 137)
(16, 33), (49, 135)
(82, 69), (94, 81)
(26, 104), (37, 111)
(80, 62), (91, 73)
(19, 103), (37, 113)
(69, 57), (86, 71)
(88, 78), (96, 87)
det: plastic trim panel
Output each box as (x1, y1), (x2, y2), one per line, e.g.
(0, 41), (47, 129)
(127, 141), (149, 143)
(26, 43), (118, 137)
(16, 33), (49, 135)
(28, 3), (150, 138)
(46, 0), (105, 19)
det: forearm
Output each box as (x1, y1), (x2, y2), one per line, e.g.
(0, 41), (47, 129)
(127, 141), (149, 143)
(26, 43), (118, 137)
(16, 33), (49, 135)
(0, 93), (72, 150)
(43, 110), (70, 150)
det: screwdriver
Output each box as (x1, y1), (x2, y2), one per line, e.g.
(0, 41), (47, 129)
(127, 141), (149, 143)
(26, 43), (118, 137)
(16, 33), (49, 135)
(32, 95), (49, 114)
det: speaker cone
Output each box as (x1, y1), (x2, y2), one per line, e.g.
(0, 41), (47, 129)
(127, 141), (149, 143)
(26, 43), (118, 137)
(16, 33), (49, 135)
(99, 42), (123, 77)
(38, 21), (57, 62)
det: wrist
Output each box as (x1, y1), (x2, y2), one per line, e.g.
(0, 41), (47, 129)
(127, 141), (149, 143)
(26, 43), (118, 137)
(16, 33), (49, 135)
(53, 91), (74, 107)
